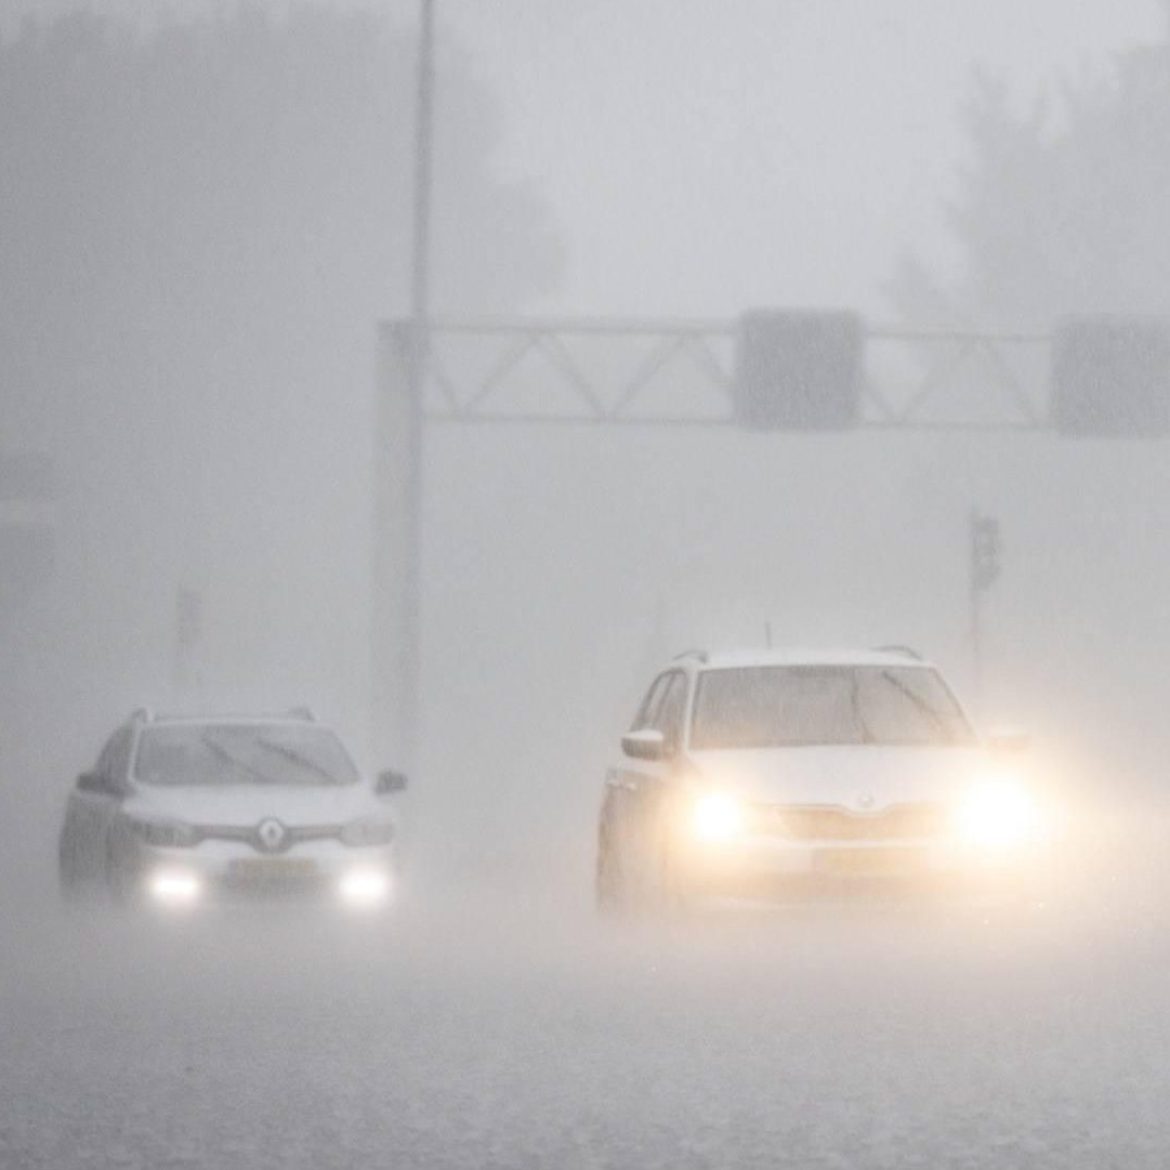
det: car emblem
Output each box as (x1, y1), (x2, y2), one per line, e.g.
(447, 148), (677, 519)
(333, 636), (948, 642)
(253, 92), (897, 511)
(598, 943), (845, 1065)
(857, 792), (875, 811)
(255, 818), (288, 853)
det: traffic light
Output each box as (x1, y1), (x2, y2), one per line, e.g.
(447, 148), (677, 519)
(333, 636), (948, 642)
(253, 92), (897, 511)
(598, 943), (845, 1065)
(971, 513), (1000, 594)
(0, 452), (54, 608)
(733, 309), (863, 431)
(1052, 315), (1170, 437)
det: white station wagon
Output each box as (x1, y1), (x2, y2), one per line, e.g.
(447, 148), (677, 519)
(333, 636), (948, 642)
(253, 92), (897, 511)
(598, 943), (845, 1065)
(596, 647), (1046, 910)
(58, 709), (407, 912)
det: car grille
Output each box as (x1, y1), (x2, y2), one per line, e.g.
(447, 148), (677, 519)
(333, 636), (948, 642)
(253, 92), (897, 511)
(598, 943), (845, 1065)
(196, 824), (342, 848)
(762, 803), (946, 841)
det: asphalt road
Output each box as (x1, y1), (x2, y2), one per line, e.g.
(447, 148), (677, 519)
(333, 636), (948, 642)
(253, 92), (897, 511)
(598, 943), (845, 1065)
(4, 869), (1170, 1170)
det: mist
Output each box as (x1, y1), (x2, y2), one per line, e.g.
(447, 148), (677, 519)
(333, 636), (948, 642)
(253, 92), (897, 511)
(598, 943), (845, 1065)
(4, 2), (1170, 1167)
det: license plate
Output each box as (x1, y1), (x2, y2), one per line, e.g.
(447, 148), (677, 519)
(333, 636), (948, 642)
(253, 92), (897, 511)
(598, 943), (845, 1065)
(815, 848), (925, 876)
(230, 858), (318, 882)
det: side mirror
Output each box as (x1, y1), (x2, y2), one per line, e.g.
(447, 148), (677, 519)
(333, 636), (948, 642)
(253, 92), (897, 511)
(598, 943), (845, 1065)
(77, 771), (110, 795)
(376, 769), (409, 795)
(987, 725), (1030, 754)
(621, 729), (667, 761)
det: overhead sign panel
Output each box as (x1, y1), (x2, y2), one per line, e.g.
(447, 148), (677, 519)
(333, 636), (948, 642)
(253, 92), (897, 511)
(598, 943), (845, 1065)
(733, 309), (863, 431)
(1052, 315), (1170, 437)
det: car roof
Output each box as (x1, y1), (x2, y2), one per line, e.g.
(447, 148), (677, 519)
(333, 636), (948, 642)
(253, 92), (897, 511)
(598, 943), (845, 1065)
(128, 709), (324, 730)
(147, 716), (319, 726)
(678, 648), (938, 671)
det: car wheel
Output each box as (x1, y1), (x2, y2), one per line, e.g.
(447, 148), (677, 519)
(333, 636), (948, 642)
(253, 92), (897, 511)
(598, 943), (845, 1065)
(57, 833), (86, 905)
(104, 842), (137, 908)
(595, 822), (629, 915)
(649, 841), (697, 920)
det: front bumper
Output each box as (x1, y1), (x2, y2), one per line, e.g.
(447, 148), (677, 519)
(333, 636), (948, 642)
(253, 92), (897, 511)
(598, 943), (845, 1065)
(120, 838), (398, 910)
(673, 834), (1048, 903)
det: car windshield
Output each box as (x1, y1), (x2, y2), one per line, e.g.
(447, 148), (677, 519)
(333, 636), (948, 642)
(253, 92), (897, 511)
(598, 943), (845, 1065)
(133, 723), (359, 787)
(690, 665), (974, 749)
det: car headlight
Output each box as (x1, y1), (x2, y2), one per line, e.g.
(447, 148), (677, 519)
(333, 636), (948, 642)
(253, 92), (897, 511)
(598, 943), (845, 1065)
(954, 781), (1042, 850)
(146, 868), (202, 907)
(340, 819), (396, 848)
(128, 818), (200, 848)
(690, 791), (747, 844)
(338, 867), (392, 907)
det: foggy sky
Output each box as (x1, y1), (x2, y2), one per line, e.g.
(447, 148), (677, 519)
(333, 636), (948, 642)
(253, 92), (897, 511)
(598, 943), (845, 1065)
(444, 0), (1167, 317)
(2, 0), (1162, 317)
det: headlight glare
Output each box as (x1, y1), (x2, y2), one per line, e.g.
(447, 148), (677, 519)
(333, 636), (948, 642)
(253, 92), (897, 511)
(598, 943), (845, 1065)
(338, 868), (392, 907)
(690, 791), (747, 844)
(954, 781), (1041, 850)
(147, 868), (201, 906)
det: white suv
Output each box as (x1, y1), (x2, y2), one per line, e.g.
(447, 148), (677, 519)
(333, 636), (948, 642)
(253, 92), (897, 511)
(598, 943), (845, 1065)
(58, 709), (407, 912)
(596, 648), (1046, 910)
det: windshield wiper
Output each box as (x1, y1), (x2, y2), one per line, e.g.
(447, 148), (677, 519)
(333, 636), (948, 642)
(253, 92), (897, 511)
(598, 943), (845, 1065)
(878, 671), (951, 739)
(199, 733), (282, 785)
(253, 738), (340, 785)
(850, 673), (875, 744)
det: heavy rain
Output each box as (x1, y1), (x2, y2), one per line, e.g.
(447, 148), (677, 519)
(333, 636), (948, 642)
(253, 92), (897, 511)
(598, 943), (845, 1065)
(3, 3), (1170, 1167)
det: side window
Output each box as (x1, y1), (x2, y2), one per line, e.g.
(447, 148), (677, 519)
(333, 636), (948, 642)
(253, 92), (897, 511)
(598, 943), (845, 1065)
(653, 672), (689, 750)
(101, 727), (133, 785)
(631, 674), (671, 731)
(94, 736), (116, 777)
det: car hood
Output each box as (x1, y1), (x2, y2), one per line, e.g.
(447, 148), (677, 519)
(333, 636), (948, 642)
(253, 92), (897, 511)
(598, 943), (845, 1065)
(687, 745), (991, 810)
(123, 783), (384, 827)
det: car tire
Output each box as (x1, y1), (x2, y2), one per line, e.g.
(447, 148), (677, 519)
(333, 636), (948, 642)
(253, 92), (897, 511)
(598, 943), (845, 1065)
(104, 842), (136, 908)
(595, 822), (629, 916)
(57, 833), (86, 905)
(649, 842), (697, 920)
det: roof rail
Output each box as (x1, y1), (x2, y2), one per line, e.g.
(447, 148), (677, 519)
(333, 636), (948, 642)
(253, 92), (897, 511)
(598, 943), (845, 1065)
(128, 706), (155, 723)
(873, 644), (922, 660)
(672, 648), (709, 664)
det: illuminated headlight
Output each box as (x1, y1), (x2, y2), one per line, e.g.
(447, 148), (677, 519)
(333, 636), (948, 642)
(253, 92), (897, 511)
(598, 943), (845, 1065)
(147, 868), (202, 907)
(129, 819), (200, 848)
(690, 792), (747, 844)
(339, 819), (395, 848)
(954, 782), (1042, 850)
(338, 868), (392, 907)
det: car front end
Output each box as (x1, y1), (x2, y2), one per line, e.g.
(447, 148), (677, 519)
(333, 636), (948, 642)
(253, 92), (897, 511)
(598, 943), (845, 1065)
(115, 812), (399, 912)
(107, 715), (405, 914)
(671, 655), (1052, 905)
(668, 757), (1052, 905)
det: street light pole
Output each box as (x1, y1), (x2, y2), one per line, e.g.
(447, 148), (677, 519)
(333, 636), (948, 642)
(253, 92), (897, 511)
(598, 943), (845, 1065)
(400, 0), (434, 771)
(411, 0), (436, 335)
(373, 0), (433, 772)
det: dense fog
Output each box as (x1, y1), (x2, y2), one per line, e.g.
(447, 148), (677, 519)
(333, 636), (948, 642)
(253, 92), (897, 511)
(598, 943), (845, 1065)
(3, 3), (1170, 1167)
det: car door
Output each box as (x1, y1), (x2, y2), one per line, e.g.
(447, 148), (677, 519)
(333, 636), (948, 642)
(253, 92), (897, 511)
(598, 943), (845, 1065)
(604, 672), (670, 873)
(620, 670), (689, 880)
(66, 728), (132, 882)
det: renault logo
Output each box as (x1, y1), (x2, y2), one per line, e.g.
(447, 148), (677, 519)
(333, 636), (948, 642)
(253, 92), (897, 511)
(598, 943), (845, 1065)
(255, 818), (288, 854)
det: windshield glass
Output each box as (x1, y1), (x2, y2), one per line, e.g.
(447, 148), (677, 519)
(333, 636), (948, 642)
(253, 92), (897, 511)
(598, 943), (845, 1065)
(133, 723), (360, 787)
(690, 665), (974, 749)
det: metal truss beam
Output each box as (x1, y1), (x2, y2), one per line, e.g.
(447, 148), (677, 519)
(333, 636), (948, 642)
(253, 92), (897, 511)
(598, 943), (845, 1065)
(393, 317), (1053, 432)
